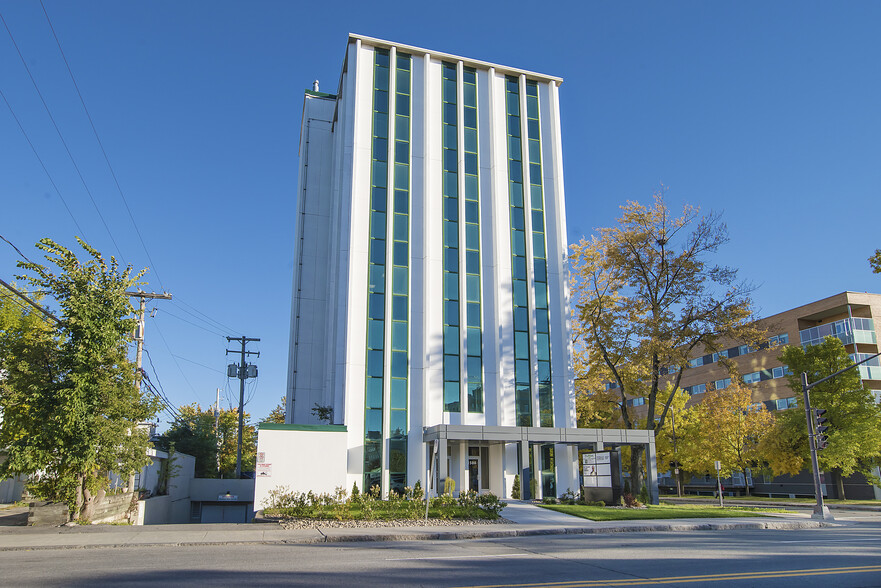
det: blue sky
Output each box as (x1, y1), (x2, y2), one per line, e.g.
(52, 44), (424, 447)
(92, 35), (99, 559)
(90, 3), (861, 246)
(1, 1), (878, 425)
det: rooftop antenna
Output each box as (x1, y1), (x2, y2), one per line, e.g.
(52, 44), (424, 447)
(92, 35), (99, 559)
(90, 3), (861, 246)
(313, 80), (320, 92)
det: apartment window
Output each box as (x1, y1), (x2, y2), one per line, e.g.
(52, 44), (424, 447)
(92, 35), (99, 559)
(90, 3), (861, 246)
(441, 62), (460, 413)
(506, 76), (532, 427)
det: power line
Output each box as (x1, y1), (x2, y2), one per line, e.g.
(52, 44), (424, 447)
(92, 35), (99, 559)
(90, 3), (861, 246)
(0, 87), (87, 239)
(173, 298), (243, 337)
(0, 11), (126, 264)
(160, 308), (226, 338)
(39, 1), (164, 290)
(171, 353), (227, 375)
(0, 277), (60, 325)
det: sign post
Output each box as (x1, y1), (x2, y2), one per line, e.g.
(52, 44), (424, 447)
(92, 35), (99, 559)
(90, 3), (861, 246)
(715, 460), (723, 507)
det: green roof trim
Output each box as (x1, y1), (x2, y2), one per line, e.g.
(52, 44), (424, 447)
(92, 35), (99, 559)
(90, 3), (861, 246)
(259, 423), (347, 432)
(305, 89), (337, 99)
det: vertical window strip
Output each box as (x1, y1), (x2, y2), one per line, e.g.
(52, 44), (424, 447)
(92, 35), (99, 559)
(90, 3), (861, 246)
(505, 76), (532, 427)
(526, 82), (553, 428)
(462, 67), (483, 413)
(442, 62), (461, 413)
(364, 49), (390, 492)
(389, 53), (411, 493)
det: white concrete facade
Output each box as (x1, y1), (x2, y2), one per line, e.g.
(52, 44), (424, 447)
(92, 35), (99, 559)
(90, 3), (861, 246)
(282, 34), (578, 499)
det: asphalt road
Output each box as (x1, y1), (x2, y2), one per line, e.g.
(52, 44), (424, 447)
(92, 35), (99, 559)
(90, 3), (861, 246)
(2, 521), (881, 587)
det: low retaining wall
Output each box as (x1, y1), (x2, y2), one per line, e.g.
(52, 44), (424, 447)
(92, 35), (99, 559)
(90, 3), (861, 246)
(91, 493), (136, 524)
(27, 501), (68, 526)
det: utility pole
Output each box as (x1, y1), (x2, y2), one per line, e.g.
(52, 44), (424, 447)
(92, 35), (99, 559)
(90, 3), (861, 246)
(226, 336), (260, 478)
(126, 290), (172, 390)
(215, 388), (221, 477)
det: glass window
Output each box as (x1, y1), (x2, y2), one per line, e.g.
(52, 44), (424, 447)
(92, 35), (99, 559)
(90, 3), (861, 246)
(444, 326), (459, 355)
(392, 322), (407, 351)
(513, 256), (527, 280)
(444, 221), (458, 248)
(391, 378), (407, 410)
(392, 295), (407, 321)
(368, 293), (384, 320)
(465, 152), (478, 174)
(444, 197), (458, 221)
(444, 354), (460, 381)
(467, 356), (482, 383)
(537, 334), (550, 361)
(443, 148), (457, 172)
(394, 241), (408, 265)
(534, 258), (547, 282)
(464, 174), (478, 200)
(467, 327), (481, 356)
(535, 309), (549, 333)
(395, 93), (410, 116)
(508, 159), (522, 182)
(466, 275), (480, 302)
(443, 248), (459, 273)
(443, 102), (457, 125)
(389, 409), (407, 438)
(367, 319), (384, 349)
(514, 306), (528, 332)
(530, 184), (543, 208)
(395, 115), (409, 140)
(395, 142), (409, 165)
(465, 201), (479, 223)
(464, 106), (477, 128)
(373, 112), (388, 139)
(538, 360), (550, 383)
(467, 302), (480, 327)
(374, 89), (388, 113)
(366, 377), (382, 408)
(443, 124), (457, 149)
(513, 279), (528, 307)
(444, 381), (460, 412)
(515, 359), (530, 385)
(444, 300), (459, 325)
(465, 224), (479, 250)
(533, 232), (545, 255)
(444, 272), (459, 300)
(367, 349), (383, 378)
(368, 265), (385, 293)
(465, 128), (477, 152)
(393, 213), (407, 241)
(468, 382), (483, 413)
(442, 78), (456, 102)
(515, 332), (529, 359)
(393, 266), (407, 295)
(534, 284), (548, 309)
(372, 160), (387, 187)
(373, 137), (388, 161)
(391, 351), (408, 378)
(466, 250), (479, 274)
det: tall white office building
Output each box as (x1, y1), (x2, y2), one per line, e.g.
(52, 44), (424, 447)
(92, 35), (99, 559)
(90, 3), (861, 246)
(259, 34), (657, 502)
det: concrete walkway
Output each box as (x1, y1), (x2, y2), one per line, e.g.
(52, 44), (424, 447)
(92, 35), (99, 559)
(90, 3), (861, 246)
(0, 500), (831, 551)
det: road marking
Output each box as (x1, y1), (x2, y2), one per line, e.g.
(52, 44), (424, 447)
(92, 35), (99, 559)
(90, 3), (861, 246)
(778, 537), (881, 543)
(455, 564), (881, 587)
(386, 553), (522, 562)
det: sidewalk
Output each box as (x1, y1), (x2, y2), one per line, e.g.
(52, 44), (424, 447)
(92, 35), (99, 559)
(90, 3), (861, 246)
(0, 501), (831, 551)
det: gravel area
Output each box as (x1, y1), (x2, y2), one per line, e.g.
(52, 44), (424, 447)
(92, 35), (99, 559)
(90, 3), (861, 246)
(277, 517), (513, 529)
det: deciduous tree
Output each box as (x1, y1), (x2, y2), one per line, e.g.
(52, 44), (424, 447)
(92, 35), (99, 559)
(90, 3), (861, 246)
(570, 192), (761, 494)
(770, 338), (881, 498)
(676, 381), (774, 495)
(0, 239), (159, 520)
(156, 403), (257, 478)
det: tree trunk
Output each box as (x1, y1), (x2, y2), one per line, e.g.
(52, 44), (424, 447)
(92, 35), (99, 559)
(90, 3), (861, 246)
(630, 445), (645, 498)
(73, 474), (84, 522)
(834, 469), (846, 501)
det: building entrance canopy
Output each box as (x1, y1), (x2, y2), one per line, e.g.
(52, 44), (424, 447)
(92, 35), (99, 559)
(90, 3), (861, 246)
(423, 425), (659, 504)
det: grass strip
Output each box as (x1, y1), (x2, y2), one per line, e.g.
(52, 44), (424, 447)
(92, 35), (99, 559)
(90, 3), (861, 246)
(540, 503), (791, 521)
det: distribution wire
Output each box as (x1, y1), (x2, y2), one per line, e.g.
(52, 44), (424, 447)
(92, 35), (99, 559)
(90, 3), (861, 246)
(160, 308), (226, 338)
(0, 11), (126, 264)
(39, 1), (164, 291)
(0, 86), (87, 240)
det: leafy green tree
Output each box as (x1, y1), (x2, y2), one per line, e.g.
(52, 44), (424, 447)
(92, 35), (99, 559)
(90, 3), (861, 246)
(262, 396), (286, 424)
(570, 193), (761, 494)
(0, 239), (159, 520)
(870, 249), (881, 274)
(156, 403), (256, 478)
(771, 338), (881, 498)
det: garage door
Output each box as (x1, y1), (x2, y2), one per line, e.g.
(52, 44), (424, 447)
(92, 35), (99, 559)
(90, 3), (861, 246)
(200, 503), (249, 523)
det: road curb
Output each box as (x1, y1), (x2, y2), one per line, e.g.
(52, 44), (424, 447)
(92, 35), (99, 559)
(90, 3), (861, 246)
(0, 519), (830, 551)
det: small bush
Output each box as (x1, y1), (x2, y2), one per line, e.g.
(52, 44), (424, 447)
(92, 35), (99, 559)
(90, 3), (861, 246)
(560, 488), (578, 505)
(512, 475), (521, 499)
(542, 496), (558, 504)
(622, 493), (643, 508)
(586, 500), (605, 507)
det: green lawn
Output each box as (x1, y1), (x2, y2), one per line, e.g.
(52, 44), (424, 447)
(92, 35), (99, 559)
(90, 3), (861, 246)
(541, 503), (792, 521)
(662, 494), (881, 505)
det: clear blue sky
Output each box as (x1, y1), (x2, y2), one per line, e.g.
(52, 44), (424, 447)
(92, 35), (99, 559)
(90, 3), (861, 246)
(1, 1), (879, 426)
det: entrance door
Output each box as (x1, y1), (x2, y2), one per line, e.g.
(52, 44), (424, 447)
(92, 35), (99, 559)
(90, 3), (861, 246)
(469, 457), (480, 492)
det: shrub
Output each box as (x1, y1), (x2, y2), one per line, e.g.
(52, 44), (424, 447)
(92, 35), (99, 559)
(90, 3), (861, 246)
(351, 482), (360, 499)
(443, 477), (456, 496)
(458, 489), (479, 507)
(476, 493), (505, 517)
(542, 496), (557, 505)
(586, 500), (605, 507)
(560, 488), (578, 505)
(512, 475), (521, 499)
(622, 492), (643, 508)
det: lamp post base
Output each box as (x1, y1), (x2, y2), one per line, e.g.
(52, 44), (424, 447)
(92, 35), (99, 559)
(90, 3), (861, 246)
(811, 505), (834, 520)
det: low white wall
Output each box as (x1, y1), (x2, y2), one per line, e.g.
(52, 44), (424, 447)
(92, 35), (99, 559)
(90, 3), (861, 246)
(254, 424), (348, 510)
